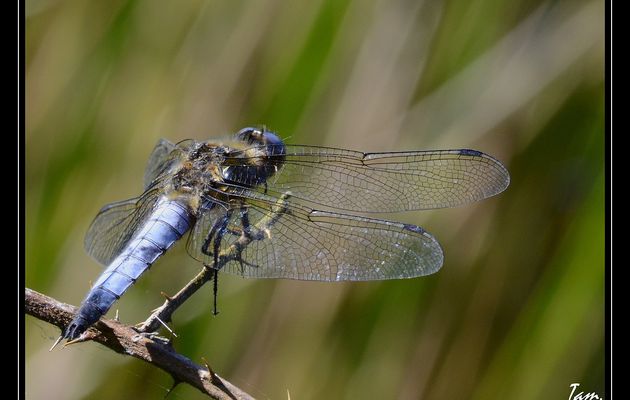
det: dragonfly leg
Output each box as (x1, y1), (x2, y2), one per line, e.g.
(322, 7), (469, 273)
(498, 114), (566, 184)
(200, 206), (256, 274)
(208, 193), (292, 277)
(200, 209), (232, 269)
(212, 269), (219, 315)
(201, 219), (220, 260)
(212, 215), (229, 269)
(200, 210), (232, 315)
(234, 206), (257, 274)
(231, 193), (293, 272)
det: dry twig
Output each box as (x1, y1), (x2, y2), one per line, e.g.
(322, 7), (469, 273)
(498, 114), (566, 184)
(25, 288), (255, 400)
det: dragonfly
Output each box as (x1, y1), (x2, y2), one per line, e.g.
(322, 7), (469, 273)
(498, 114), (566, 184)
(62, 127), (510, 341)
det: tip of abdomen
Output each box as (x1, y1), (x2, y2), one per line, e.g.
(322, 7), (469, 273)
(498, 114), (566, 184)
(63, 316), (91, 340)
(63, 287), (116, 340)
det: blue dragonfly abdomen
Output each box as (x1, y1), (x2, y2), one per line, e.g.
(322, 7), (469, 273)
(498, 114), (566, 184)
(64, 197), (193, 340)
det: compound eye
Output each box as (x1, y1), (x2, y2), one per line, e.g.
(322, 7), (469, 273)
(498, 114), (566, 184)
(261, 131), (283, 146)
(235, 127), (259, 143)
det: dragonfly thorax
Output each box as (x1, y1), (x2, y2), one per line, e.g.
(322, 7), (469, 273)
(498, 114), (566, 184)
(170, 146), (226, 196)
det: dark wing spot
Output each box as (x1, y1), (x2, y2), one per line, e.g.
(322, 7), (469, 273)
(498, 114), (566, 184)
(403, 224), (426, 234)
(458, 149), (483, 157)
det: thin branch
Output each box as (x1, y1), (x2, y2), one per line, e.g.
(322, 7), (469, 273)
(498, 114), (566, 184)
(136, 265), (216, 334)
(25, 288), (255, 400)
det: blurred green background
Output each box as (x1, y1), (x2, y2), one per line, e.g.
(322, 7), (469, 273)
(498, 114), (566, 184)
(25, 0), (604, 399)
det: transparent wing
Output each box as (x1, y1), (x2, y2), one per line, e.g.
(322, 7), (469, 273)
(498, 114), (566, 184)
(226, 146), (510, 213)
(186, 192), (443, 281)
(143, 139), (181, 190)
(84, 189), (162, 265)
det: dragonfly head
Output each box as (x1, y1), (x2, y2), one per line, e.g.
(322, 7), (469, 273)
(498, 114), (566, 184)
(224, 127), (286, 186)
(236, 127), (286, 157)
